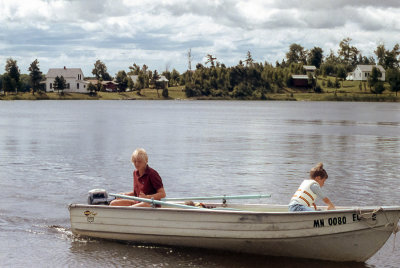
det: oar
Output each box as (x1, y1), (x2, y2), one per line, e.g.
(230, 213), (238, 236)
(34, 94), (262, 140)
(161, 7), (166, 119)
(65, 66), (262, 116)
(109, 193), (245, 211)
(162, 194), (271, 201)
(109, 193), (206, 210)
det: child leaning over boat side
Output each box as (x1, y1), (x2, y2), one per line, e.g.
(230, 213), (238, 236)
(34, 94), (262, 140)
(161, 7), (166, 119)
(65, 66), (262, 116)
(288, 162), (335, 212)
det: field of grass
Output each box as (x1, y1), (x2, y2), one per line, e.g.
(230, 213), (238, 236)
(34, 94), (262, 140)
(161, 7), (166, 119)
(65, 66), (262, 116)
(0, 86), (187, 101)
(0, 81), (398, 102)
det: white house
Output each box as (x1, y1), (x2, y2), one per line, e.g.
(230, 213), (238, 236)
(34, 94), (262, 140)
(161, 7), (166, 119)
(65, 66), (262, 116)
(129, 75), (138, 85)
(156, 75), (169, 89)
(352, 65), (386, 81)
(346, 72), (354, 81)
(303, 65), (316, 73)
(45, 67), (88, 93)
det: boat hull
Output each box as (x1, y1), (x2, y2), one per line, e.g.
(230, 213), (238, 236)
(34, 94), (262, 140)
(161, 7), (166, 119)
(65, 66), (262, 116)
(69, 204), (400, 262)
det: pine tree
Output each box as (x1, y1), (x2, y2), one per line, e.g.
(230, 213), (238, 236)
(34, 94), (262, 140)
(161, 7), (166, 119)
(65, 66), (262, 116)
(28, 59), (43, 94)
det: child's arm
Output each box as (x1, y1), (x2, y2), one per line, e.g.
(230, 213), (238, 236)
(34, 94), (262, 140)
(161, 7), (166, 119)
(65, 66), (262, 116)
(323, 197), (335, 210)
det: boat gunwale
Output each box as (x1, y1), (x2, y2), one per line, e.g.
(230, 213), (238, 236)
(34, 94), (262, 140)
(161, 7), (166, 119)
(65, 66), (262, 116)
(69, 203), (400, 216)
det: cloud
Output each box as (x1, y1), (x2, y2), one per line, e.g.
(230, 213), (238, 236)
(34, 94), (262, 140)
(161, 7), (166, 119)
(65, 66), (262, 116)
(1, 0), (400, 76)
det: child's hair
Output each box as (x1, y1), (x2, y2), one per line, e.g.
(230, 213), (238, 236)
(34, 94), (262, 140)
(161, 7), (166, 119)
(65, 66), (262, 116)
(131, 148), (148, 163)
(310, 162), (328, 179)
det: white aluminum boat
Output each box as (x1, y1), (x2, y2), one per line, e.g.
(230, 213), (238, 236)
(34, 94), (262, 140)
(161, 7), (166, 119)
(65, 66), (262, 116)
(69, 201), (400, 262)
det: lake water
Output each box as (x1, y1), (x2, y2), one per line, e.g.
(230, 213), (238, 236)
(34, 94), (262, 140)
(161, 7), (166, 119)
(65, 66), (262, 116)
(0, 100), (399, 268)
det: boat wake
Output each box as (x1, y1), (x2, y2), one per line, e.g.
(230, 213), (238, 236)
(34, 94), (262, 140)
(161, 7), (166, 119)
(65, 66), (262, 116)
(48, 225), (93, 243)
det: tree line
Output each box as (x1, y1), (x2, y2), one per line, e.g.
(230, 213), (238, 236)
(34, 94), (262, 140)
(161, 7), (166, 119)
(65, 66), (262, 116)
(1, 37), (400, 97)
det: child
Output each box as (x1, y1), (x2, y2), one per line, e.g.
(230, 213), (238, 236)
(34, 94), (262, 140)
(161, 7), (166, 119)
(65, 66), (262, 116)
(110, 148), (166, 207)
(289, 162), (335, 212)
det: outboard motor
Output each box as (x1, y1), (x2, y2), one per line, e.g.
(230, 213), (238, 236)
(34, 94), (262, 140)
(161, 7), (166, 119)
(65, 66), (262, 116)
(88, 189), (109, 205)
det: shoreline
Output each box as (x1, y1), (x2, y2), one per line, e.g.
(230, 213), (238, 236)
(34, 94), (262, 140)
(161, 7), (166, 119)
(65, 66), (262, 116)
(1, 86), (399, 102)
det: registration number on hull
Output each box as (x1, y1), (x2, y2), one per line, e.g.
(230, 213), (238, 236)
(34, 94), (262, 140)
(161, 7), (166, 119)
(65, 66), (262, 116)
(313, 213), (376, 228)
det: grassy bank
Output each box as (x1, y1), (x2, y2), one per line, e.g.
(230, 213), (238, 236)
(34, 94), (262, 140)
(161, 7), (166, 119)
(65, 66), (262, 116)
(0, 86), (187, 101)
(1, 82), (399, 102)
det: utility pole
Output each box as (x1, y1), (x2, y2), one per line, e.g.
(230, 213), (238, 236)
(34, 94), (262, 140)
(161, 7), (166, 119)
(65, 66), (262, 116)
(188, 48), (194, 83)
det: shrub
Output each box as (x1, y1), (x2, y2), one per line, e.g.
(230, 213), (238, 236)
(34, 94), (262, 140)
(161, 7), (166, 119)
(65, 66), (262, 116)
(162, 88), (169, 98)
(314, 84), (323, 93)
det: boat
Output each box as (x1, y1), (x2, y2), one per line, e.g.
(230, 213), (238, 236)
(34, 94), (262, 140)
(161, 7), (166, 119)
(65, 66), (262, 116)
(69, 193), (400, 262)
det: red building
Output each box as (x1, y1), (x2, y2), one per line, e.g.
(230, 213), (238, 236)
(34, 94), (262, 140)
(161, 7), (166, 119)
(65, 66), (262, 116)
(292, 75), (310, 87)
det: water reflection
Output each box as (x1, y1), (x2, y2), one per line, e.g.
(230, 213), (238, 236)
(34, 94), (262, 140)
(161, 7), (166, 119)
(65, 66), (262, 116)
(67, 239), (373, 268)
(285, 119), (400, 127)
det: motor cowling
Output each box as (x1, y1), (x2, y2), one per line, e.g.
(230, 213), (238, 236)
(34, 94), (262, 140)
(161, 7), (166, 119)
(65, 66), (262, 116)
(88, 189), (109, 205)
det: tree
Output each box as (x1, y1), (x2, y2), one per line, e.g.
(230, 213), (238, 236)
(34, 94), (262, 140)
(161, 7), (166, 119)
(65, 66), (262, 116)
(136, 73), (146, 91)
(128, 63), (141, 75)
(5, 58), (20, 93)
(308, 72), (316, 89)
(127, 77), (134, 91)
(314, 84), (322, 93)
(307, 47), (324, 68)
(151, 70), (160, 97)
(334, 77), (341, 89)
(368, 67), (382, 90)
(336, 66), (347, 86)
(142, 64), (150, 88)
(357, 53), (375, 65)
(286, 43), (307, 64)
(28, 59), (43, 95)
(162, 70), (171, 86)
(374, 43), (399, 69)
(325, 49), (340, 64)
(92, 60), (112, 80)
(115, 71), (128, 92)
(53, 75), (66, 95)
(245, 51), (254, 67)
(338, 37), (359, 66)
(371, 82), (385, 95)
(205, 54), (217, 67)
(96, 79), (104, 92)
(385, 44), (400, 69)
(2, 74), (14, 94)
(162, 87), (169, 98)
(170, 69), (180, 86)
(320, 62), (336, 77)
(87, 82), (97, 96)
(374, 44), (386, 66)
(19, 74), (31, 92)
(387, 68), (400, 96)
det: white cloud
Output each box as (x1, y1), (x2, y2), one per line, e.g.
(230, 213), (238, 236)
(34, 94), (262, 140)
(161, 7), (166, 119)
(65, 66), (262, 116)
(1, 0), (400, 76)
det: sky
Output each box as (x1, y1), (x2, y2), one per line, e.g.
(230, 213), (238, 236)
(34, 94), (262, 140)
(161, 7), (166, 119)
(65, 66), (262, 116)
(1, 0), (400, 77)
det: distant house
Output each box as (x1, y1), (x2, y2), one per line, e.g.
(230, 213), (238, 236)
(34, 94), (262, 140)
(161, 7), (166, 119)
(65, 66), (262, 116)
(86, 79), (119, 92)
(102, 81), (119, 92)
(129, 75), (139, 90)
(156, 75), (169, 89)
(303, 65), (316, 74)
(129, 75), (138, 84)
(45, 67), (88, 93)
(352, 65), (385, 81)
(346, 72), (354, 81)
(291, 75), (310, 87)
